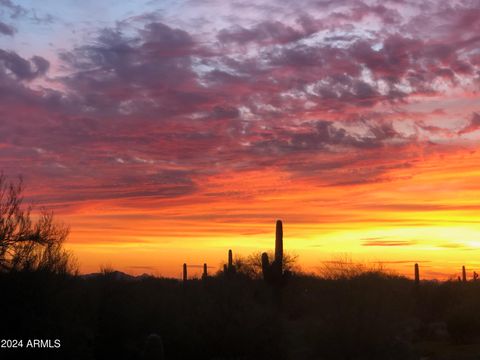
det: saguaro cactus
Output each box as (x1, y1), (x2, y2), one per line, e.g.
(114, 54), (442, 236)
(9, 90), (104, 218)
(275, 220), (283, 269)
(225, 249), (236, 276)
(261, 252), (270, 281)
(474, 271), (479, 281)
(462, 266), (467, 282)
(183, 263), (187, 282)
(272, 220), (284, 279)
(228, 249), (233, 269)
(262, 220), (289, 287)
(202, 263), (208, 279)
(414, 263), (420, 285)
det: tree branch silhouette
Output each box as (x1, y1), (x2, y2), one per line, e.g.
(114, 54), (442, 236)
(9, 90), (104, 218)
(0, 174), (76, 274)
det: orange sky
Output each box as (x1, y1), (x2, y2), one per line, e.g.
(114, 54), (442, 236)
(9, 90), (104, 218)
(55, 146), (480, 280)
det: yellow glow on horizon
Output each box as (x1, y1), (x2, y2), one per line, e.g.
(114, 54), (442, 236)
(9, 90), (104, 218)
(60, 148), (480, 280)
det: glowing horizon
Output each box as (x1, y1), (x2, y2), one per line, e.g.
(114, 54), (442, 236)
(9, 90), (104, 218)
(1, 0), (480, 280)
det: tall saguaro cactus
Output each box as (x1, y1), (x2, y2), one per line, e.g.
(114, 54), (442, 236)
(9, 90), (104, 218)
(225, 249), (236, 276)
(262, 220), (289, 287)
(228, 249), (233, 269)
(414, 263), (420, 286)
(462, 265), (467, 282)
(275, 220), (283, 267)
(272, 220), (284, 279)
(202, 263), (208, 279)
(183, 263), (187, 282)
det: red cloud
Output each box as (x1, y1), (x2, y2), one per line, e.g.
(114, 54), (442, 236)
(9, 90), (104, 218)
(0, 0), (479, 209)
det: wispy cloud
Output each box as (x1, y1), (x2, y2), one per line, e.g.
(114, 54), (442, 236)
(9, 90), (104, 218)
(362, 238), (418, 247)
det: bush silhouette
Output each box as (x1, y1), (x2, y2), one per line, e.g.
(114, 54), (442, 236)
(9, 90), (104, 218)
(0, 175), (76, 275)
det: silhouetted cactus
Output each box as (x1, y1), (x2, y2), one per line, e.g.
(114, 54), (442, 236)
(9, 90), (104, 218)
(261, 252), (270, 281)
(474, 271), (478, 281)
(272, 220), (283, 279)
(261, 220), (289, 287)
(202, 263), (208, 279)
(414, 263), (420, 286)
(225, 249), (236, 276)
(462, 266), (467, 282)
(275, 220), (283, 266)
(183, 263), (187, 282)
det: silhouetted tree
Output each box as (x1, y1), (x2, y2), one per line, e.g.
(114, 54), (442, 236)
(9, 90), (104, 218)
(318, 255), (390, 280)
(0, 175), (76, 274)
(235, 251), (299, 279)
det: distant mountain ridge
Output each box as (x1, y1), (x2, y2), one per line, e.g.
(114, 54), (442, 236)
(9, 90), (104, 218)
(79, 271), (155, 281)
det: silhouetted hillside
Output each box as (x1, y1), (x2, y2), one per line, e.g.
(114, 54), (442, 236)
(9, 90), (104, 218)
(2, 269), (480, 360)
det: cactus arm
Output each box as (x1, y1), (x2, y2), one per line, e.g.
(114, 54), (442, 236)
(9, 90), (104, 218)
(261, 252), (270, 281)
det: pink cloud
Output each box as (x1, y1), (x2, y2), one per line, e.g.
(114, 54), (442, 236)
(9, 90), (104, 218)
(0, 0), (479, 210)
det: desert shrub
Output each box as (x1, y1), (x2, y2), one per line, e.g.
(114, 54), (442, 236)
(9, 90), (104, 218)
(0, 175), (76, 275)
(317, 255), (393, 280)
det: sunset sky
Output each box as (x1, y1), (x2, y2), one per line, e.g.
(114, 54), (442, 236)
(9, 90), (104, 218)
(1, 0), (480, 279)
